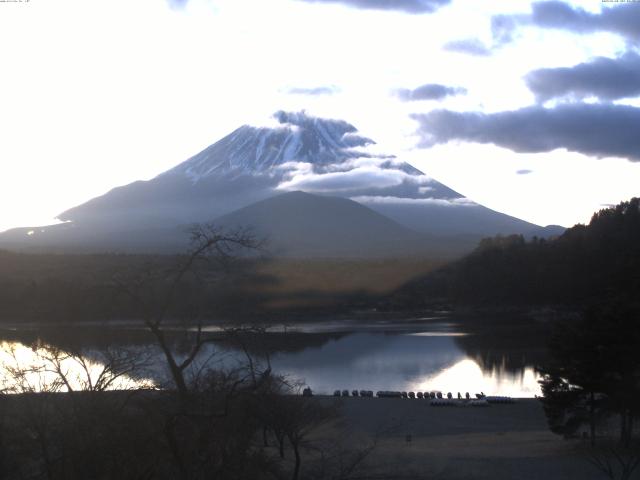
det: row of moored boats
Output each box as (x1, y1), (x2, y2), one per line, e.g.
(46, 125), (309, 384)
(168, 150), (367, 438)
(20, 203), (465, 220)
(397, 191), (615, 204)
(330, 389), (515, 405)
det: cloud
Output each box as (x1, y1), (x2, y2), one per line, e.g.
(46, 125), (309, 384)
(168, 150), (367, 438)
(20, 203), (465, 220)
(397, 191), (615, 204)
(276, 161), (314, 175)
(277, 165), (412, 192)
(525, 51), (640, 102)
(274, 110), (355, 132)
(272, 110), (376, 147)
(325, 156), (391, 172)
(443, 38), (492, 56)
(395, 83), (467, 101)
(294, 0), (451, 14)
(285, 86), (340, 96)
(516, 169), (533, 175)
(531, 1), (640, 40)
(492, 1), (640, 44)
(351, 195), (478, 207)
(412, 103), (640, 161)
(167, 0), (189, 9)
(276, 157), (434, 194)
(491, 13), (526, 45)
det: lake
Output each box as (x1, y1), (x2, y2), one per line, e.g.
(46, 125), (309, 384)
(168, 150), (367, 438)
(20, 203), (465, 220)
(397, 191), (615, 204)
(0, 315), (547, 397)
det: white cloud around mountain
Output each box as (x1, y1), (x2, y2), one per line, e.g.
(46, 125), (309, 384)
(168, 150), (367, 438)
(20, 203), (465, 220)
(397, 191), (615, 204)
(351, 195), (478, 207)
(277, 165), (411, 192)
(275, 158), (434, 193)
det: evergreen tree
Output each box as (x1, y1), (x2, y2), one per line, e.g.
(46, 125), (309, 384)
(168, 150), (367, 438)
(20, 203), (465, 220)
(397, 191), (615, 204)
(539, 303), (640, 446)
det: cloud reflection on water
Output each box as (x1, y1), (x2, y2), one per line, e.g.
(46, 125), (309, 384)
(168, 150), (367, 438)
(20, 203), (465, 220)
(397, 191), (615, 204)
(268, 332), (541, 396)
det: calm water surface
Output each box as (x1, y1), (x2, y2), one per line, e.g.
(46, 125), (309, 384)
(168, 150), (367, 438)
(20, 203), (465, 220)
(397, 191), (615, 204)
(0, 317), (546, 397)
(266, 328), (542, 397)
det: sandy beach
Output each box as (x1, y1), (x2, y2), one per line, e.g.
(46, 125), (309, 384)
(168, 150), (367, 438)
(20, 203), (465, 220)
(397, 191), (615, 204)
(321, 397), (606, 479)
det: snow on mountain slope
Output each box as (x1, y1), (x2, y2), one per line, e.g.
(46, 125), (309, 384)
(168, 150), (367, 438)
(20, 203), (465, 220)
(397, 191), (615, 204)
(161, 111), (378, 182)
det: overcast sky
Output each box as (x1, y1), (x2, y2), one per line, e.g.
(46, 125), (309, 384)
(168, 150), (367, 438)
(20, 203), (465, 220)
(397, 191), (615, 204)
(1, 0), (639, 232)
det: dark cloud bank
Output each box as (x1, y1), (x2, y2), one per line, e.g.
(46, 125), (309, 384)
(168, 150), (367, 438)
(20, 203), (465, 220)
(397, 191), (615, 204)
(530, 0), (640, 40)
(419, 2), (640, 166)
(395, 83), (466, 101)
(492, 1), (640, 43)
(294, 0), (450, 14)
(525, 51), (640, 102)
(412, 103), (640, 161)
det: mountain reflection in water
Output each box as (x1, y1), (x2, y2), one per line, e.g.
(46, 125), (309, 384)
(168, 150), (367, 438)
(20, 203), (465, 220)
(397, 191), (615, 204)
(0, 320), (545, 397)
(267, 332), (541, 396)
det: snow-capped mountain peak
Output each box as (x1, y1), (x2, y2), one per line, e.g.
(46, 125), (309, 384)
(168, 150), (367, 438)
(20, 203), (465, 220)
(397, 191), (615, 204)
(163, 111), (375, 183)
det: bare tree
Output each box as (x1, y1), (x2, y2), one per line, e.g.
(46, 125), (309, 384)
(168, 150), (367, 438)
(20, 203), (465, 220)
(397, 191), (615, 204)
(264, 390), (339, 480)
(586, 440), (640, 480)
(113, 224), (264, 402)
(1, 342), (152, 394)
(0, 342), (156, 480)
(38, 345), (154, 392)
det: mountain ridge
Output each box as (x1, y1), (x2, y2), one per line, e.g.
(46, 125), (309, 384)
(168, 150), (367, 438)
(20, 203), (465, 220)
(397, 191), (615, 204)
(2, 111), (557, 257)
(214, 191), (437, 258)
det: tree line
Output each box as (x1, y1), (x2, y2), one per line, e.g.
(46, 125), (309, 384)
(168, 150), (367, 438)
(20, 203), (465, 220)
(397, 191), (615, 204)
(396, 197), (640, 308)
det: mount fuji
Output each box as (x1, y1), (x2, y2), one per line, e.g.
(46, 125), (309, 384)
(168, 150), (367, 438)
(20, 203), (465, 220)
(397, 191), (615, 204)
(1, 111), (556, 256)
